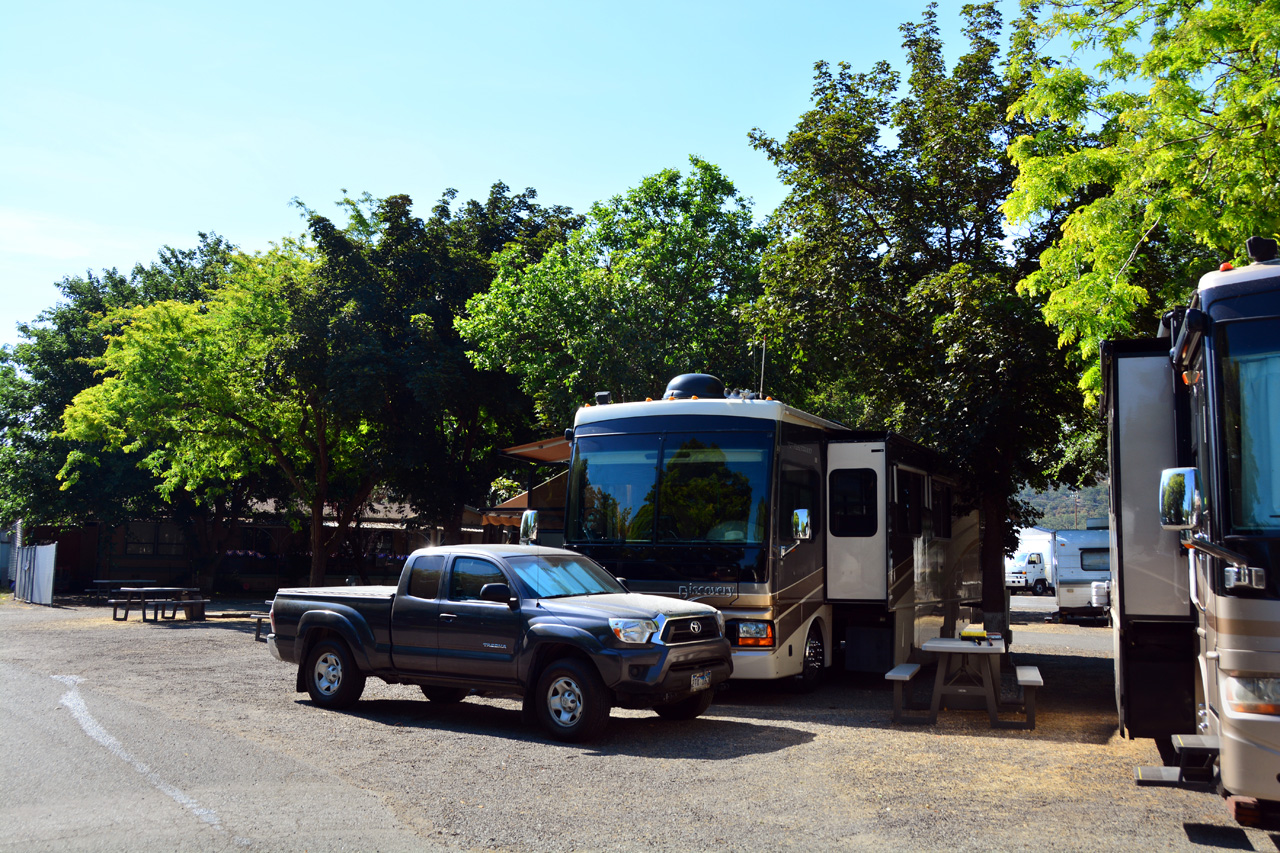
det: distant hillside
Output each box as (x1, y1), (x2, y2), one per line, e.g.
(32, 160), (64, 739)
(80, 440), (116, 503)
(1016, 483), (1109, 531)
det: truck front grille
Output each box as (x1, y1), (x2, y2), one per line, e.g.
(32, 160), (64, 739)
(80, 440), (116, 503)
(662, 615), (721, 644)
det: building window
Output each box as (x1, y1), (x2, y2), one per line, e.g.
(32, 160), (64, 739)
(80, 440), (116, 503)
(125, 522), (185, 556)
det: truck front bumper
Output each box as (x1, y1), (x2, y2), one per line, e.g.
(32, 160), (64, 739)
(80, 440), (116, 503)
(595, 638), (732, 706)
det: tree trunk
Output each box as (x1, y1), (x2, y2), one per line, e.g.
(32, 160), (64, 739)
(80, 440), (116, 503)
(308, 502), (329, 587)
(979, 490), (1010, 640)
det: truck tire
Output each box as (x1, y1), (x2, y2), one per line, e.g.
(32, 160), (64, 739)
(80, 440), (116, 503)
(1032, 579), (1048, 596)
(534, 658), (611, 743)
(793, 623), (825, 692)
(421, 686), (469, 704)
(654, 689), (714, 720)
(304, 639), (366, 709)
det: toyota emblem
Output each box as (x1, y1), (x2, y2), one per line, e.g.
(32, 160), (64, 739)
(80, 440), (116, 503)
(690, 620), (702, 634)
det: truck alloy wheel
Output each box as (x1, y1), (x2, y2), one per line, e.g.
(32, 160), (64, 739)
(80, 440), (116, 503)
(304, 639), (366, 709)
(535, 658), (610, 743)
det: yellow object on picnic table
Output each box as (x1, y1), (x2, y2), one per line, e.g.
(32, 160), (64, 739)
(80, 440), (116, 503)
(960, 624), (987, 641)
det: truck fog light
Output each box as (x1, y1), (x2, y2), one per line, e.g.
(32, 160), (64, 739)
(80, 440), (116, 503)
(1225, 676), (1280, 715)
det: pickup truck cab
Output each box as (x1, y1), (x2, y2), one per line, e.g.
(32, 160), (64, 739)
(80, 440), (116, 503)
(268, 544), (733, 742)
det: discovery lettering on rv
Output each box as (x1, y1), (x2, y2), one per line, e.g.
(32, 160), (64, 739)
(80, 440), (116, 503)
(679, 585), (735, 599)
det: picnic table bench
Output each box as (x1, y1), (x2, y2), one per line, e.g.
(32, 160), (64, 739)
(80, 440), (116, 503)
(108, 587), (207, 622)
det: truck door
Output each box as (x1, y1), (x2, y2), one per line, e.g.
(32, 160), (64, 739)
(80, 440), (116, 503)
(436, 555), (522, 684)
(390, 553), (445, 675)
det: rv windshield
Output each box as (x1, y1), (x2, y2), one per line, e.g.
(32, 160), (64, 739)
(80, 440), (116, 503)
(568, 431), (772, 544)
(1220, 318), (1280, 534)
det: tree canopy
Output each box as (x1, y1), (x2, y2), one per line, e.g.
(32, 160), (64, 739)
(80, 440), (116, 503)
(748, 3), (1092, 617)
(1004, 0), (1280, 391)
(457, 157), (769, 427)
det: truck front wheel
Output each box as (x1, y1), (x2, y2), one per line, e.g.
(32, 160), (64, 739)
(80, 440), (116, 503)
(534, 658), (611, 743)
(1032, 579), (1048, 596)
(304, 639), (366, 709)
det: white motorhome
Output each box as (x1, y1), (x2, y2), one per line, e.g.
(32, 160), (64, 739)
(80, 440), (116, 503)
(521, 373), (982, 685)
(1103, 236), (1280, 828)
(1006, 526), (1054, 595)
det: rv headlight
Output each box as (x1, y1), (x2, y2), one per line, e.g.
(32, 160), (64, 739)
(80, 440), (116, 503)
(609, 618), (657, 644)
(1224, 676), (1280, 716)
(733, 620), (775, 647)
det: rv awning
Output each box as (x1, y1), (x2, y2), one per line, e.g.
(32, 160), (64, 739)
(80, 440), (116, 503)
(501, 436), (571, 464)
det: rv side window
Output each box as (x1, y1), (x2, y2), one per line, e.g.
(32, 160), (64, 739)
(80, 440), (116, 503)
(779, 465), (820, 536)
(408, 554), (445, 600)
(829, 468), (877, 537)
(895, 469), (925, 537)
(931, 482), (952, 539)
(1080, 548), (1110, 572)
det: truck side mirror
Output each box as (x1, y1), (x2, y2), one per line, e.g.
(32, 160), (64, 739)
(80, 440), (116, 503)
(479, 583), (519, 608)
(1159, 467), (1201, 530)
(520, 510), (538, 545)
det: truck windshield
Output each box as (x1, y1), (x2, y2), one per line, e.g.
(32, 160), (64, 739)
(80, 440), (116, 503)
(504, 554), (628, 599)
(568, 431), (772, 544)
(1220, 318), (1280, 534)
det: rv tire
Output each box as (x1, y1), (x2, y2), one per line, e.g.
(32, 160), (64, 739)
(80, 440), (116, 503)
(793, 623), (825, 692)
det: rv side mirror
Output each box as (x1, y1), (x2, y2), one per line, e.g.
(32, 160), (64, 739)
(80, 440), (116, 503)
(792, 509), (812, 541)
(519, 510), (538, 545)
(1159, 468), (1200, 530)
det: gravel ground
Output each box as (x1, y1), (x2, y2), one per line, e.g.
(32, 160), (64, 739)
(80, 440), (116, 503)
(3, 594), (1278, 852)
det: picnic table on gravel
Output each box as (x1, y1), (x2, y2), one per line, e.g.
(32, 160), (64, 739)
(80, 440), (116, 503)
(86, 579), (155, 605)
(109, 587), (210, 622)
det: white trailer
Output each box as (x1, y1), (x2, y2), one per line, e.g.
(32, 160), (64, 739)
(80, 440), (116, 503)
(1051, 527), (1111, 618)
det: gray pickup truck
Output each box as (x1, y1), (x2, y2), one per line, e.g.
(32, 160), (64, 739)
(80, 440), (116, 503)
(267, 544), (733, 742)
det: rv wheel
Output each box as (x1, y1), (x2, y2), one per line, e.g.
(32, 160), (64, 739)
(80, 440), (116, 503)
(793, 623), (825, 692)
(1032, 579), (1048, 596)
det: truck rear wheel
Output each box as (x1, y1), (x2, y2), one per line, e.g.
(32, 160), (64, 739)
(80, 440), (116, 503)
(654, 689), (714, 720)
(304, 639), (366, 709)
(534, 658), (610, 743)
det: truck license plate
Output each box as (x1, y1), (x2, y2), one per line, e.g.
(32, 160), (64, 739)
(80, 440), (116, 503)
(690, 671), (710, 692)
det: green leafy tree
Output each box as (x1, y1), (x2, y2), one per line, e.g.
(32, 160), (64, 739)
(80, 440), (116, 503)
(1004, 0), (1280, 391)
(0, 235), (254, 585)
(458, 157), (769, 427)
(749, 3), (1092, 625)
(64, 188), (578, 584)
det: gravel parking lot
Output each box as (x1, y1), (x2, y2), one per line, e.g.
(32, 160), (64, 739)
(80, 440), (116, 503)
(2, 594), (1277, 852)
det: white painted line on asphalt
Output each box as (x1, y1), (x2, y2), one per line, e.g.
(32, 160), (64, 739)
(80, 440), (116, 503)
(52, 674), (223, 832)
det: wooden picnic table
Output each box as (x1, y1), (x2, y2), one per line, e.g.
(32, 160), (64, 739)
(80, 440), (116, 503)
(109, 587), (210, 622)
(86, 580), (156, 604)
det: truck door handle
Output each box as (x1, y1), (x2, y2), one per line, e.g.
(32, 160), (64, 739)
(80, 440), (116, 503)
(440, 613), (457, 622)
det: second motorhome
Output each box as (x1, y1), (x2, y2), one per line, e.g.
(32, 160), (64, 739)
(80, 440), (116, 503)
(523, 373), (982, 684)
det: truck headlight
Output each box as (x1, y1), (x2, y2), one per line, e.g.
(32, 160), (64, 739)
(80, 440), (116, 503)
(609, 618), (657, 644)
(733, 620), (774, 647)
(1225, 676), (1280, 715)
(714, 610), (725, 635)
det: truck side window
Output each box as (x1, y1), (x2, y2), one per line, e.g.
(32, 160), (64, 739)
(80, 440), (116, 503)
(1027, 553), (1041, 565)
(829, 468), (877, 537)
(449, 557), (507, 601)
(408, 554), (444, 600)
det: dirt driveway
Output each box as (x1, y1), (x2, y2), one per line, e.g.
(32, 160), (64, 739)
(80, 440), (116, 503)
(2, 595), (1277, 852)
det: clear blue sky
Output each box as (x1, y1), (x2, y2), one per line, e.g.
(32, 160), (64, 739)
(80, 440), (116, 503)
(1, 0), (1023, 350)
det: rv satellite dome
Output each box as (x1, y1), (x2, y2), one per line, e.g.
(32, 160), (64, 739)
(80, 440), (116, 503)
(662, 373), (726, 400)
